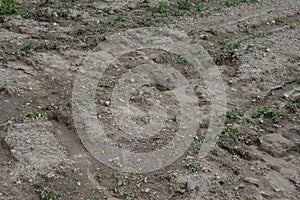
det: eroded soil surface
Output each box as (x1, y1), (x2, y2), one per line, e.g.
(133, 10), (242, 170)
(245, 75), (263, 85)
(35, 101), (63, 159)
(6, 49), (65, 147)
(0, 0), (299, 199)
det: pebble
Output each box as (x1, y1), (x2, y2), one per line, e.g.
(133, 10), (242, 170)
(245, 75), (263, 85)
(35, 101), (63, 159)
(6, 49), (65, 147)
(186, 156), (194, 160)
(283, 94), (289, 98)
(186, 179), (197, 191)
(16, 124), (25, 129)
(10, 149), (17, 154)
(68, 66), (77, 71)
(105, 101), (110, 106)
(259, 191), (271, 197)
(244, 177), (259, 187)
(144, 188), (150, 193)
(79, 68), (86, 74)
(46, 172), (56, 179)
(274, 187), (281, 192)
(231, 88), (237, 92)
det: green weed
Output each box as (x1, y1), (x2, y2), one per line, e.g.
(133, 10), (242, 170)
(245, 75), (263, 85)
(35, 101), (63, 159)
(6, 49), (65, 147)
(0, 0), (18, 17)
(252, 106), (285, 124)
(187, 161), (201, 172)
(217, 36), (240, 51)
(219, 126), (241, 149)
(21, 42), (35, 55)
(200, 121), (209, 129)
(25, 111), (47, 120)
(293, 142), (300, 153)
(212, 148), (219, 156)
(38, 186), (60, 200)
(285, 102), (297, 112)
(226, 108), (244, 123)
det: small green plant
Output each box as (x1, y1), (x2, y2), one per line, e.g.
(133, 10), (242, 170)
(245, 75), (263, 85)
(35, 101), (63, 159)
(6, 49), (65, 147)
(241, 117), (256, 125)
(196, 133), (205, 142)
(90, 196), (99, 200)
(141, 176), (148, 183)
(0, 53), (8, 68)
(219, 126), (239, 148)
(295, 77), (300, 84)
(99, 81), (118, 88)
(157, 0), (169, 14)
(0, 0), (18, 16)
(220, 126), (239, 142)
(76, 27), (89, 35)
(249, 33), (262, 39)
(289, 24), (296, 29)
(74, 177), (81, 186)
(194, 145), (202, 154)
(174, 55), (189, 65)
(196, 3), (205, 11)
(178, 0), (191, 10)
(274, 18), (284, 25)
(110, 184), (119, 193)
(252, 106), (285, 124)
(108, 13), (124, 27)
(246, 44), (255, 52)
(217, 36), (240, 51)
(21, 42), (35, 55)
(38, 186), (60, 200)
(25, 111), (47, 120)
(226, 108), (244, 123)
(95, 175), (102, 183)
(125, 193), (133, 200)
(199, 121), (209, 129)
(187, 161), (201, 172)
(256, 171), (265, 176)
(285, 102), (297, 112)
(212, 148), (219, 156)
(293, 142), (300, 153)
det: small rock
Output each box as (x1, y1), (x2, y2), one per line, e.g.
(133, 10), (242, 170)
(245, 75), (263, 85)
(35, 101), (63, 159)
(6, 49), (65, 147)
(105, 101), (110, 106)
(274, 187), (281, 192)
(68, 66), (77, 71)
(231, 88), (237, 92)
(244, 177), (259, 187)
(130, 78), (135, 83)
(186, 156), (194, 160)
(259, 191), (271, 197)
(186, 179), (197, 191)
(283, 94), (289, 98)
(144, 188), (150, 193)
(79, 68), (86, 74)
(10, 149), (17, 154)
(46, 172), (56, 179)
(16, 124), (25, 129)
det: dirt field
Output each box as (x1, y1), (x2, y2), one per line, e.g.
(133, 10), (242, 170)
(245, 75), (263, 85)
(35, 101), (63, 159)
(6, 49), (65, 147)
(0, 0), (299, 199)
